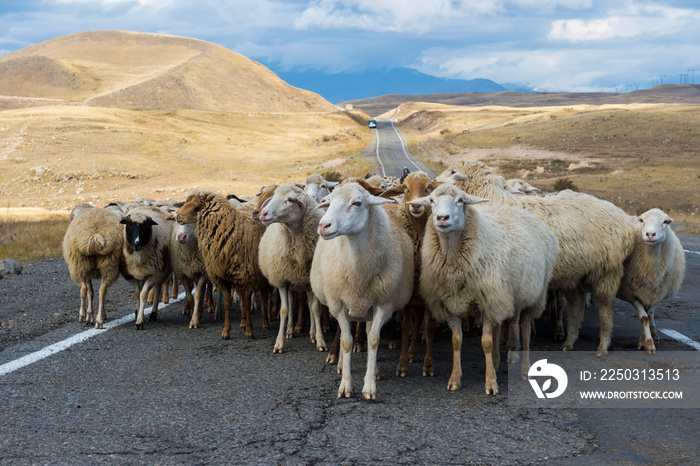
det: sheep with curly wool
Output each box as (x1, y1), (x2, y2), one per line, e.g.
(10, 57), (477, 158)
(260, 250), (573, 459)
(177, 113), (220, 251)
(437, 162), (637, 356)
(258, 184), (326, 353)
(413, 183), (558, 394)
(63, 205), (124, 328)
(617, 208), (686, 354)
(119, 206), (174, 330)
(310, 182), (413, 400)
(176, 190), (270, 339)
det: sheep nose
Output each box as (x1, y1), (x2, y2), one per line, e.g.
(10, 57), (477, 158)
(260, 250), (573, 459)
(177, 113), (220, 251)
(260, 210), (269, 221)
(319, 222), (332, 233)
(177, 232), (188, 243)
(437, 214), (450, 222)
(646, 231), (656, 240)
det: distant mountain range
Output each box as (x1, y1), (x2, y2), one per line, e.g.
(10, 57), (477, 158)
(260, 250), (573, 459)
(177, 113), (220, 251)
(274, 67), (522, 104)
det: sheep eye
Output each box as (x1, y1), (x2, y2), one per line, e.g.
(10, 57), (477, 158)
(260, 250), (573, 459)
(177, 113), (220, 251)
(425, 185), (434, 193)
(321, 184), (327, 189)
(352, 201), (362, 207)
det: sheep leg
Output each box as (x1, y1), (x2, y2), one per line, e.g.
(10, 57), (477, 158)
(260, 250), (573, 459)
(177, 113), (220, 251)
(326, 326), (341, 364)
(135, 281), (155, 330)
(308, 292), (327, 351)
(649, 306), (659, 344)
(446, 315), (463, 391)
(337, 312), (353, 398)
(561, 291), (586, 351)
(396, 306), (412, 377)
(363, 307), (393, 400)
(633, 301), (656, 355)
(161, 275), (171, 304)
(422, 311), (436, 377)
(408, 298), (424, 363)
(294, 292), (305, 335)
(261, 289), (270, 331)
(85, 279), (95, 325)
(482, 320), (499, 395)
(322, 305), (332, 333)
(242, 289), (254, 339)
(520, 313), (533, 378)
(182, 277), (194, 316)
(353, 321), (366, 352)
(506, 315), (521, 364)
(273, 286), (290, 353)
(285, 291), (295, 339)
(147, 287), (154, 305)
(149, 281), (163, 322)
(189, 276), (207, 329)
(205, 282), (214, 313)
(94, 279), (108, 329)
(171, 275), (179, 298)
(221, 287), (233, 340)
(387, 316), (398, 350)
(78, 279), (89, 323)
(553, 291), (566, 340)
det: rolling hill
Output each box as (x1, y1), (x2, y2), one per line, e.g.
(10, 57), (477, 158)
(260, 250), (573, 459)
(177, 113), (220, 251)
(0, 30), (337, 113)
(343, 85), (700, 117)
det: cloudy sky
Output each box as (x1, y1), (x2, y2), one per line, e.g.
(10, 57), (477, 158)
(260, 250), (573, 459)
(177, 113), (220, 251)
(1, 0), (698, 97)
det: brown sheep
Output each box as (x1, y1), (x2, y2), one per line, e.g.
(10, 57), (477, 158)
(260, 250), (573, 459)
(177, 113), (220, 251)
(176, 190), (271, 339)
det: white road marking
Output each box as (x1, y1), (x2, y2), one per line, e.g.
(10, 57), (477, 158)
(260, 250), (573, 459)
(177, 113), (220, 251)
(659, 329), (700, 351)
(685, 250), (700, 256)
(0, 292), (186, 376)
(374, 127), (386, 178)
(390, 120), (422, 172)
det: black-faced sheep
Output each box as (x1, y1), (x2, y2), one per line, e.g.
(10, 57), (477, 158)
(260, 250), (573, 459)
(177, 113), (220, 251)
(119, 206), (174, 330)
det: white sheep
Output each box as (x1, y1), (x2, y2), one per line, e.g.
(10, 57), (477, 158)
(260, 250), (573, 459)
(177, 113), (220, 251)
(437, 162), (637, 356)
(303, 174), (338, 203)
(506, 178), (541, 195)
(119, 206), (174, 330)
(170, 221), (209, 329)
(63, 205), (124, 328)
(310, 182), (413, 400)
(258, 184), (326, 353)
(617, 208), (686, 354)
(412, 183), (558, 394)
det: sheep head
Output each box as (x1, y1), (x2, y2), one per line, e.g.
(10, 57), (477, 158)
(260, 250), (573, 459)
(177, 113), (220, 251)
(259, 184), (309, 227)
(251, 185), (278, 220)
(120, 211), (158, 252)
(317, 182), (393, 240)
(304, 174), (338, 203)
(638, 208), (673, 246)
(380, 172), (440, 218)
(176, 190), (212, 225)
(410, 183), (489, 234)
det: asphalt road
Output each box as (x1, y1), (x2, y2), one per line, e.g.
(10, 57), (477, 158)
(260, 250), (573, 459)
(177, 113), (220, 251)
(0, 122), (698, 464)
(364, 118), (435, 178)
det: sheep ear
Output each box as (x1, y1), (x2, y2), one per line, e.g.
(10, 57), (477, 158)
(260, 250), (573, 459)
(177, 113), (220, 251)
(452, 172), (468, 181)
(369, 195), (395, 206)
(147, 218), (159, 226)
(463, 195), (489, 205)
(327, 181), (339, 189)
(527, 187), (541, 194)
(119, 217), (129, 225)
(295, 184), (305, 190)
(664, 217), (673, 225)
(379, 184), (405, 199)
(425, 181), (442, 193)
(408, 197), (431, 207)
(637, 216), (644, 223)
(505, 184), (523, 195)
(261, 198), (272, 210)
(317, 195), (331, 209)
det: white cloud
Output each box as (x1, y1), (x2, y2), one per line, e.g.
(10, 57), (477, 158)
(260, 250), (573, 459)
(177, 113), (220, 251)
(548, 4), (698, 41)
(294, 0), (503, 33)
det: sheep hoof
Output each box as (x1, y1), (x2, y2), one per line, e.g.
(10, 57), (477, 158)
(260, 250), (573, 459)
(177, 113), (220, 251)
(135, 322), (144, 330)
(362, 391), (376, 400)
(94, 322), (103, 330)
(447, 380), (461, 391)
(189, 323), (199, 329)
(485, 383), (499, 396)
(560, 344), (573, 351)
(396, 369), (407, 377)
(596, 349), (608, 357)
(246, 333), (255, 340)
(387, 339), (398, 350)
(294, 326), (303, 335)
(326, 353), (338, 364)
(352, 343), (364, 353)
(507, 351), (521, 364)
(317, 344), (327, 352)
(149, 312), (158, 322)
(221, 333), (230, 340)
(78, 316), (85, 323)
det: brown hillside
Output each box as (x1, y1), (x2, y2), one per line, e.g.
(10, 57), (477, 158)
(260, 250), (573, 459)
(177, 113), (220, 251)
(0, 30), (336, 113)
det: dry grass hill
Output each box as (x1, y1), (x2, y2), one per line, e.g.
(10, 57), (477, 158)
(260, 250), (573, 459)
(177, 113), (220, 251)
(0, 31), (372, 215)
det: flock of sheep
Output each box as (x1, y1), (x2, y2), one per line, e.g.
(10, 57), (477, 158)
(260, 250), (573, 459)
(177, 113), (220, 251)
(62, 163), (686, 399)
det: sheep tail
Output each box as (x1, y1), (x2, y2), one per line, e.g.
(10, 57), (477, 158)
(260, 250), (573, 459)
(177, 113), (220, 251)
(87, 233), (106, 255)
